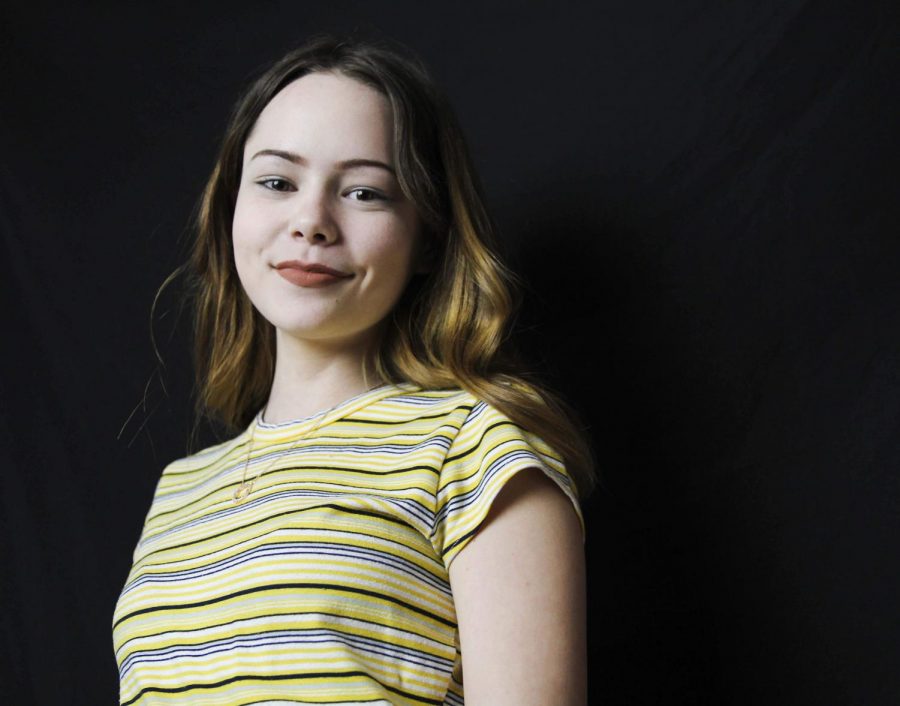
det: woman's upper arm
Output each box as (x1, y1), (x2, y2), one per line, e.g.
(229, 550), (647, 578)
(448, 467), (588, 706)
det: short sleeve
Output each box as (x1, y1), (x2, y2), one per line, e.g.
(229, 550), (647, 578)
(430, 399), (586, 570)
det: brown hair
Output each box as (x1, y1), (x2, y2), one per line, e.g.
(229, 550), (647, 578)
(165, 33), (597, 500)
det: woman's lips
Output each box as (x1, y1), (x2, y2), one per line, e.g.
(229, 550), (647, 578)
(274, 260), (353, 288)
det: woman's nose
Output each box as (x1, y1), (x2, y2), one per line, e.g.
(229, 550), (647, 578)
(289, 184), (338, 244)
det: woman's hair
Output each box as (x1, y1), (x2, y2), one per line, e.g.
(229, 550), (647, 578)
(171, 33), (597, 500)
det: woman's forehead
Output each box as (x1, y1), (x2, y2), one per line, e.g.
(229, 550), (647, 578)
(244, 72), (394, 164)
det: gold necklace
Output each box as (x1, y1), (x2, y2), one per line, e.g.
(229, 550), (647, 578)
(232, 406), (324, 504)
(230, 415), (272, 503)
(232, 384), (387, 504)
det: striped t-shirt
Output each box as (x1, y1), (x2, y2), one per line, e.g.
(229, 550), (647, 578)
(113, 382), (586, 705)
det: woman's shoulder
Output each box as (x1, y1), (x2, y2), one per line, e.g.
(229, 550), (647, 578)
(380, 382), (540, 431)
(368, 383), (477, 418)
(384, 384), (557, 460)
(383, 383), (473, 403)
(377, 383), (533, 431)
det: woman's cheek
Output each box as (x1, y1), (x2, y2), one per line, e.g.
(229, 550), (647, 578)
(231, 230), (259, 298)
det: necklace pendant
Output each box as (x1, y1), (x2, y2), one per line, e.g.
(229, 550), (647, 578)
(233, 481), (253, 503)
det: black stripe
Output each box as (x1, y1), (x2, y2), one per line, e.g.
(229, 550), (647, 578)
(138, 503), (421, 562)
(147, 457), (445, 522)
(116, 605), (452, 654)
(122, 670), (443, 706)
(445, 419), (521, 464)
(343, 402), (474, 426)
(115, 580), (458, 630)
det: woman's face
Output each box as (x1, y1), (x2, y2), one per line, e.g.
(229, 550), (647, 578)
(232, 71), (424, 353)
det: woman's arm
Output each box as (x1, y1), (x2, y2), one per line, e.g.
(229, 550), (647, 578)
(448, 467), (588, 705)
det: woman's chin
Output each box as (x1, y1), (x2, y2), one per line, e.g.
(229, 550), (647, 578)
(271, 321), (382, 351)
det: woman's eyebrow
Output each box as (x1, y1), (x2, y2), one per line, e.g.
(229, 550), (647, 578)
(251, 148), (396, 177)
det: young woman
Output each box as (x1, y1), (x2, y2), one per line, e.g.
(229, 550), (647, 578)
(113, 34), (596, 706)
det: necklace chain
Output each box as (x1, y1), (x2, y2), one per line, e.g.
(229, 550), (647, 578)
(232, 384), (386, 504)
(232, 406), (326, 504)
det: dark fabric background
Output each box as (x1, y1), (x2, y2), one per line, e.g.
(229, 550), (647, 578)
(2, 2), (898, 704)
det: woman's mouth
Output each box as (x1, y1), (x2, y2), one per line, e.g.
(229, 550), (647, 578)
(274, 260), (354, 288)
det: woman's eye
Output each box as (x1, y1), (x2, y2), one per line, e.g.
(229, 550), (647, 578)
(257, 178), (294, 192)
(347, 188), (384, 202)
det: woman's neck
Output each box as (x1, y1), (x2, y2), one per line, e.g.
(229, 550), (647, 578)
(262, 331), (384, 424)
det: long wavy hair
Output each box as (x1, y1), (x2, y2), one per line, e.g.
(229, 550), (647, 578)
(170, 33), (597, 499)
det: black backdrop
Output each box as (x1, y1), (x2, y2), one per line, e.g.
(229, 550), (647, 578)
(2, 2), (898, 704)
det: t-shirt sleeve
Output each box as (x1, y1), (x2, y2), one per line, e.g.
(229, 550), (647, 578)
(430, 398), (586, 570)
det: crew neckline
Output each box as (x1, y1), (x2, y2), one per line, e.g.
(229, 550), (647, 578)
(251, 382), (418, 438)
